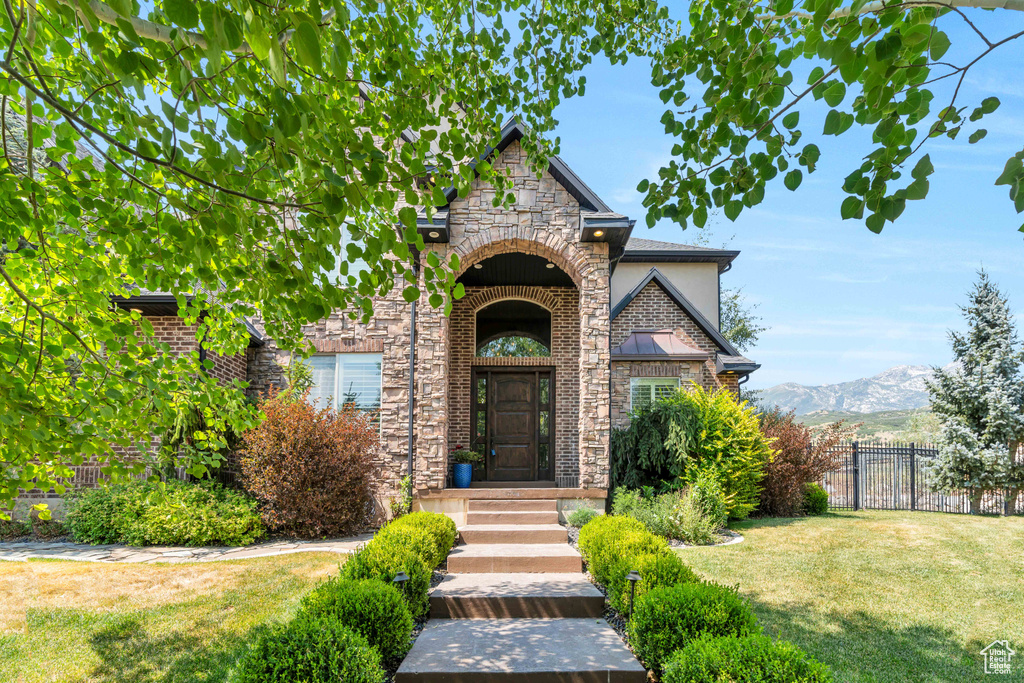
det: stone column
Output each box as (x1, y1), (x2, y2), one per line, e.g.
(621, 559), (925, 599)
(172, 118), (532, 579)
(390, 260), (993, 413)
(577, 249), (611, 489)
(414, 251), (451, 491)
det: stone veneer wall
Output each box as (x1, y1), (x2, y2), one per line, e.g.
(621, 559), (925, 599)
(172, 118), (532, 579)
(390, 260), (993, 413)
(448, 285), (580, 487)
(609, 281), (739, 428)
(415, 140), (612, 490)
(246, 294), (414, 508)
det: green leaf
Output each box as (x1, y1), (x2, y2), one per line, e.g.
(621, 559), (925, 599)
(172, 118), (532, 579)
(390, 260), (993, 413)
(108, 0), (132, 18)
(398, 207), (418, 230)
(823, 110), (840, 135)
(930, 31), (951, 60)
(724, 201), (742, 221)
(995, 157), (1022, 186)
(911, 154), (933, 181)
(969, 129), (987, 145)
(840, 196), (864, 220)
(782, 112), (799, 130)
(245, 15), (273, 60)
(823, 82), (846, 107)
(402, 286), (419, 303)
(268, 40), (287, 85)
(784, 170), (802, 191)
(163, 0), (198, 29)
(293, 21), (322, 73)
(874, 33), (903, 62)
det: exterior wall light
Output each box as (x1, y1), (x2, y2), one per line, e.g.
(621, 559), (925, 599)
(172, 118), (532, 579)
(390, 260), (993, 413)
(593, 230), (604, 237)
(428, 231), (439, 238)
(546, 262), (555, 269)
(473, 263), (483, 269)
(626, 569), (641, 620)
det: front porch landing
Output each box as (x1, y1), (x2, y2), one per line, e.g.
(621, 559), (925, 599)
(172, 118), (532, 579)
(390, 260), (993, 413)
(413, 487), (606, 526)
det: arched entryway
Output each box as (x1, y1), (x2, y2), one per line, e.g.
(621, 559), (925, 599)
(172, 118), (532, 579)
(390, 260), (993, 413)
(448, 252), (579, 485)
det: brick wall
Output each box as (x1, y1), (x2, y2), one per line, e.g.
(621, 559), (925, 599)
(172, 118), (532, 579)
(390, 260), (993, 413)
(610, 281), (738, 427)
(448, 285), (580, 486)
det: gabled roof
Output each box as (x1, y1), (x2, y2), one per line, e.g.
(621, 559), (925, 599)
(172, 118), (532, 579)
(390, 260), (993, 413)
(611, 267), (739, 356)
(621, 237), (739, 273)
(441, 118), (613, 213)
(612, 330), (711, 361)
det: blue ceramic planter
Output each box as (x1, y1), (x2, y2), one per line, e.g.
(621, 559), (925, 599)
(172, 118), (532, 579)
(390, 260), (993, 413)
(453, 463), (473, 488)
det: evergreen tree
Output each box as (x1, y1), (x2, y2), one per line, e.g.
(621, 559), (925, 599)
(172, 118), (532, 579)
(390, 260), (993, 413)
(926, 271), (1024, 514)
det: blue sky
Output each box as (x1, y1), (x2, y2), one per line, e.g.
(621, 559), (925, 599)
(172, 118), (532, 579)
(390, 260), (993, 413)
(544, 8), (1024, 389)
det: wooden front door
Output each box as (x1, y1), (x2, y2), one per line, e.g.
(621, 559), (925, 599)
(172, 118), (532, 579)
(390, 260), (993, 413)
(489, 373), (537, 481)
(472, 368), (554, 482)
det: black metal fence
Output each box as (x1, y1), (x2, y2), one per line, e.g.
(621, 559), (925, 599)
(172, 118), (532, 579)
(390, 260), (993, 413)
(821, 441), (1024, 516)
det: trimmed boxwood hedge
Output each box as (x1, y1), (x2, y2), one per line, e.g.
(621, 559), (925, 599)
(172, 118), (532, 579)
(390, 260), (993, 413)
(231, 615), (383, 683)
(341, 537), (431, 618)
(606, 549), (699, 614)
(663, 634), (833, 683)
(375, 511), (456, 569)
(297, 577), (414, 661)
(628, 582), (760, 671)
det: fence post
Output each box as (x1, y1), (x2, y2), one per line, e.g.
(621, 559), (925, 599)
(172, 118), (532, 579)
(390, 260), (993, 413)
(852, 441), (860, 511)
(910, 443), (917, 511)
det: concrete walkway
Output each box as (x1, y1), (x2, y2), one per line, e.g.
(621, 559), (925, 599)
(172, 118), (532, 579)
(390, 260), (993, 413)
(397, 497), (645, 683)
(0, 533), (373, 564)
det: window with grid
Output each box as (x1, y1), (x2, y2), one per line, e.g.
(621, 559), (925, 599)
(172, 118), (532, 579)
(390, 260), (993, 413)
(630, 377), (680, 410)
(308, 353), (382, 415)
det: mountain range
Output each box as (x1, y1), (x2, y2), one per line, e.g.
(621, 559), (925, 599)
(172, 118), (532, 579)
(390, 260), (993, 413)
(760, 364), (952, 415)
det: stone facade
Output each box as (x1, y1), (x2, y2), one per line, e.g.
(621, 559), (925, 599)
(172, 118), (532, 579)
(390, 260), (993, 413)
(609, 281), (740, 429)
(413, 140), (612, 490)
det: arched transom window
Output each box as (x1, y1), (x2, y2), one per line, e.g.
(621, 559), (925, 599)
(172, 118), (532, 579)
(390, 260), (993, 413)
(475, 300), (551, 358)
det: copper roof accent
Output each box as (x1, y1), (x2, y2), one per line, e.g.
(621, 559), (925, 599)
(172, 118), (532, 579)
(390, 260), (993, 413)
(611, 330), (712, 361)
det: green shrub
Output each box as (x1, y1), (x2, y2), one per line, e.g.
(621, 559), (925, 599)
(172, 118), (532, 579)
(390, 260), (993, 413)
(612, 385), (773, 519)
(298, 577), (413, 661)
(375, 522), (444, 570)
(612, 489), (680, 538)
(606, 550), (699, 613)
(65, 479), (265, 547)
(577, 513), (645, 563)
(628, 583), (759, 671)
(802, 483), (829, 516)
(663, 634), (833, 683)
(689, 469), (728, 529)
(231, 615), (383, 683)
(386, 511), (457, 567)
(577, 514), (667, 587)
(671, 491), (721, 545)
(342, 537), (431, 618)
(566, 506), (598, 527)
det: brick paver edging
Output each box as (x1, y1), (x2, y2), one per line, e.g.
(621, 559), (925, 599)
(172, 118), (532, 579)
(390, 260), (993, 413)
(0, 533), (374, 564)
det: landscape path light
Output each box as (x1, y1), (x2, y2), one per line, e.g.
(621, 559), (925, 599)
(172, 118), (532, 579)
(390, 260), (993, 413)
(626, 570), (641, 620)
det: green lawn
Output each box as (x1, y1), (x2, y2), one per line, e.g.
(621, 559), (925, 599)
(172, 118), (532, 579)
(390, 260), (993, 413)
(0, 553), (344, 683)
(683, 510), (1024, 683)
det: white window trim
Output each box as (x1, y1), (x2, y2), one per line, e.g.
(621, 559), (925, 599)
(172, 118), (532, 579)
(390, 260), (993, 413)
(311, 353), (382, 413)
(629, 376), (681, 411)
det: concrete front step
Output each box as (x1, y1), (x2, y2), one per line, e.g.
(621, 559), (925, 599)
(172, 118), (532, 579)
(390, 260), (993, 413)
(430, 573), (604, 618)
(447, 543), (582, 573)
(469, 498), (558, 512)
(395, 618), (647, 683)
(459, 524), (567, 545)
(467, 510), (559, 525)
